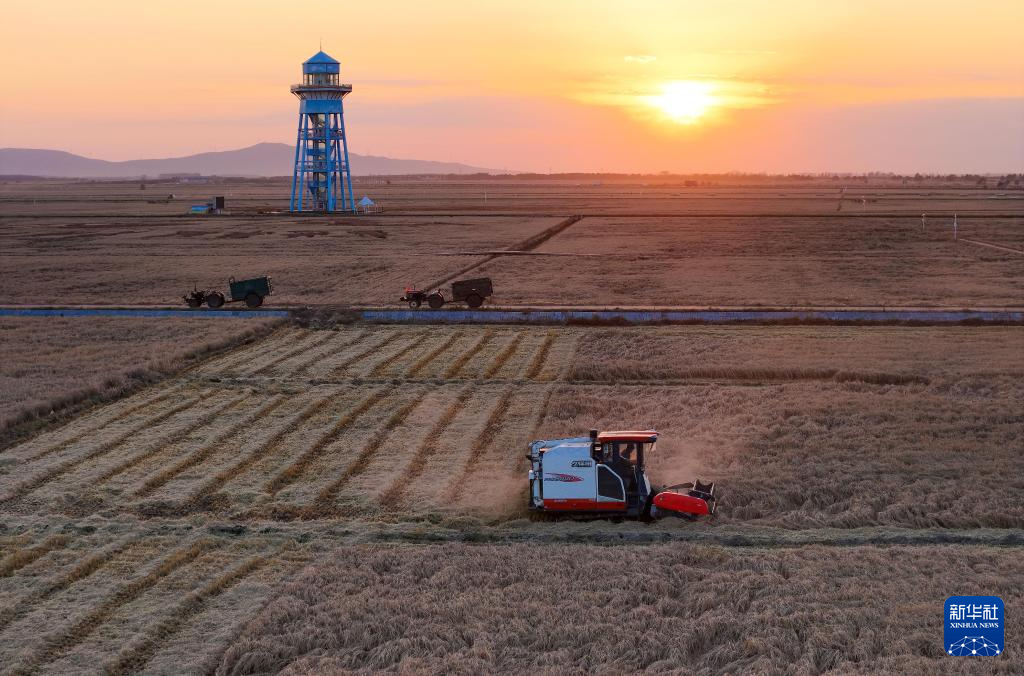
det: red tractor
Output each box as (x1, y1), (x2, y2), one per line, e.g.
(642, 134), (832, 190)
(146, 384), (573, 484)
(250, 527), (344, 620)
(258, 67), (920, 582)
(527, 429), (716, 518)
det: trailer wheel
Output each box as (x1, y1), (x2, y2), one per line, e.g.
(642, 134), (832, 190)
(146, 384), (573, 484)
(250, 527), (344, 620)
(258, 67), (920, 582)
(427, 293), (445, 309)
(206, 292), (225, 309)
(245, 292), (263, 308)
(465, 292), (484, 309)
(186, 296), (203, 309)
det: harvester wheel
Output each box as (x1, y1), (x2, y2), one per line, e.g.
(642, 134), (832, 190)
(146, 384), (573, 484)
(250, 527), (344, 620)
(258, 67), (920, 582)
(206, 292), (225, 309)
(427, 293), (445, 309)
(465, 293), (484, 309)
(245, 292), (263, 308)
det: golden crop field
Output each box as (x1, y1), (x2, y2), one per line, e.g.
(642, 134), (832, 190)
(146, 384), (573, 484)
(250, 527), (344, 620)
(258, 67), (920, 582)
(1, 319), (1021, 673)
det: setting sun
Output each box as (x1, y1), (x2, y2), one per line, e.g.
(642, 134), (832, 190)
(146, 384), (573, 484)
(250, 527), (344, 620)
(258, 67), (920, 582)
(648, 81), (718, 123)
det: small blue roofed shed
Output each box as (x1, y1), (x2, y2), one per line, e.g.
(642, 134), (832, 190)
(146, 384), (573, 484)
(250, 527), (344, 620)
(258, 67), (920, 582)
(358, 196), (375, 206)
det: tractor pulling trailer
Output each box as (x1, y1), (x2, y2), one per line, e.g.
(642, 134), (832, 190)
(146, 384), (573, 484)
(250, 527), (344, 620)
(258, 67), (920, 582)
(527, 430), (716, 518)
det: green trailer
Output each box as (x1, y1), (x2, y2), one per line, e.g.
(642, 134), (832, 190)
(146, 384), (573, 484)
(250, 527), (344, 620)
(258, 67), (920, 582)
(183, 275), (273, 309)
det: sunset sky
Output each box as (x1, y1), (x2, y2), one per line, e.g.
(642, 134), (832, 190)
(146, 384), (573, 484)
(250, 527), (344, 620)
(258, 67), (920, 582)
(1, 0), (1022, 173)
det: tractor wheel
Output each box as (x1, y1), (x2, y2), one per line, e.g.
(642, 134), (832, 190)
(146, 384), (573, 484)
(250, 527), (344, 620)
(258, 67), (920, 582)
(186, 296), (203, 309)
(206, 292), (225, 309)
(245, 292), (263, 308)
(427, 293), (445, 310)
(465, 293), (484, 309)
(408, 299), (422, 309)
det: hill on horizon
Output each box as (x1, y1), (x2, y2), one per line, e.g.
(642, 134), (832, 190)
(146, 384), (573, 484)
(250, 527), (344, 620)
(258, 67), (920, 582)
(0, 143), (496, 178)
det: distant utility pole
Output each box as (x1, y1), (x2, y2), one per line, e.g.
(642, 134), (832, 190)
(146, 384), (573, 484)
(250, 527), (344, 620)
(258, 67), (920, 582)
(953, 213), (958, 241)
(921, 213), (926, 231)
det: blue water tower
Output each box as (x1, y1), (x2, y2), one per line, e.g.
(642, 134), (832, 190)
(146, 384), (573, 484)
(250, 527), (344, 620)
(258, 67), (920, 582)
(290, 50), (355, 212)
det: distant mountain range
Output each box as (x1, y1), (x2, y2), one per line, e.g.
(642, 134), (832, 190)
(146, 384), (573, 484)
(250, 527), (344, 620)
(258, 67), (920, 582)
(0, 143), (495, 177)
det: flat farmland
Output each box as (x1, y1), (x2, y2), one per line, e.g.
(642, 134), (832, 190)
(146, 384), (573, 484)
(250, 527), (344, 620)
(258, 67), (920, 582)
(1, 323), (1021, 672)
(5, 176), (1020, 216)
(0, 214), (561, 306)
(1, 178), (1021, 309)
(1, 176), (1022, 673)
(0, 316), (278, 448)
(2, 325), (1020, 529)
(480, 215), (1024, 307)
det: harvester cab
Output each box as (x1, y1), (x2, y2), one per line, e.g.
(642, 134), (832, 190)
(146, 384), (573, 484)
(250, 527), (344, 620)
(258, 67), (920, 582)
(527, 429), (715, 518)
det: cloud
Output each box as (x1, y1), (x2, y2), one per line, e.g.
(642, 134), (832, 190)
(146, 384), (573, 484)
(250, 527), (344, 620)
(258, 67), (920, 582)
(624, 55), (657, 64)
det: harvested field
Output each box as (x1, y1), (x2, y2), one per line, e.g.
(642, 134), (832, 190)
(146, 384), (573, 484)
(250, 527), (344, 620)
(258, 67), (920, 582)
(2, 178), (1021, 309)
(2, 325), (1019, 530)
(0, 213), (561, 306)
(0, 316), (279, 448)
(479, 215), (1024, 307)
(0, 526), (308, 675)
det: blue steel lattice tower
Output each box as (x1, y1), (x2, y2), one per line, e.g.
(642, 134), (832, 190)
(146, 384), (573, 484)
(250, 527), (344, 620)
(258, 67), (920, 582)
(290, 51), (355, 212)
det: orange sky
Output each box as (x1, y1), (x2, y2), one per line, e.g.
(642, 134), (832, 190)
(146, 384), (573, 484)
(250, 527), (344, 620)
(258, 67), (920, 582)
(1, 1), (1022, 172)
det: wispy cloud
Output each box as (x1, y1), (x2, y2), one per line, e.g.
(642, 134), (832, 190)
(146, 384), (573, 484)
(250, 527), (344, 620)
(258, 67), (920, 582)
(624, 55), (657, 64)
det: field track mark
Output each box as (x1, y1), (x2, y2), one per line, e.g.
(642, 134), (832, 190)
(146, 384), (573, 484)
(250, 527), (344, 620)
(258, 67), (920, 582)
(960, 237), (1024, 255)
(266, 388), (390, 494)
(135, 395), (287, 497)
(483, 333), (524, 379)
(378, 385), (476, 509)
(0, 535), (69, 578)
(7, 540), (215, 676)
(0, 539), (141, 633)
(369, 332), (426, 377)
(444, 329), (496, 379)
(249, 331), (336, 377)
(441, 387), (515, 502)
(187, 392), (336, 506)
(0, 391), (212, 506)
(327, 331), (402, 378)
(525, 330), (558, 380)
(95, 393), (250, 484)
(407, 331), (463, 378)
(20, 385), (185, 462)
(102, 554), (271, 675)
(424, 215), (583, 289)
(318, 395), (425, 512)
(289, 329), (369, 378)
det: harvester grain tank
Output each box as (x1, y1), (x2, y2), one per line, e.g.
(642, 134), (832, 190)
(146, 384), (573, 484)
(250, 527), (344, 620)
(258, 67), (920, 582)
(527, 429), (715, 518)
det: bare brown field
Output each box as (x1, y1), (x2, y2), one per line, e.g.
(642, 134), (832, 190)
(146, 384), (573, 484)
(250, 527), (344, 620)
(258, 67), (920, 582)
(1, 178), (1021, 309)
(0, 214), (560, 306)
(480, 215), (1024, 307)
(0, 316), (279, 448)
(216, 543), (1023, 674)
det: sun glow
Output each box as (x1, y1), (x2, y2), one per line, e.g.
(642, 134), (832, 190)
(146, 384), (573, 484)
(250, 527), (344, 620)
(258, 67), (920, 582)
(648, 81), (718, 123)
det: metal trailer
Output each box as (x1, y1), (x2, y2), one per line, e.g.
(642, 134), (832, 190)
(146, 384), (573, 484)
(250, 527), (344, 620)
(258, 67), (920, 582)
(401, 277), (494, 309)
(184, 275), (273, 309)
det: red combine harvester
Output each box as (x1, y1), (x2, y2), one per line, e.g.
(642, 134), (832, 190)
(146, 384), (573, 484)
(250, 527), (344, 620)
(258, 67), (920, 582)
(527, 429), (716, 518)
